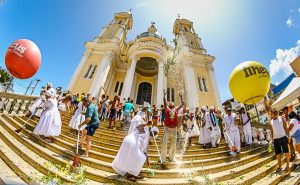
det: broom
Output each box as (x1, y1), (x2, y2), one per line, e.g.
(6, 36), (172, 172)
(15, 101), (44, 133)
(224, 131), (238, 152)
(72, 114), (82, 167)
(148, 125), (160, 175)
(149, 125), (162, 164)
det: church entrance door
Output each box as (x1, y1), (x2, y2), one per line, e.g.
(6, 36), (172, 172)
(136, 82), (152, 105)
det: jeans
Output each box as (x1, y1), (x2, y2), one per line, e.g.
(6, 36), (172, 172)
(100, 108), (107, 121)
(161, 127), (177, 163)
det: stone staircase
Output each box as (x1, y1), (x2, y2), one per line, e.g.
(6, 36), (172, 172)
(0, 112), (299, 184)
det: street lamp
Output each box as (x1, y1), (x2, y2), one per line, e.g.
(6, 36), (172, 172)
(30, 79), (40, 95)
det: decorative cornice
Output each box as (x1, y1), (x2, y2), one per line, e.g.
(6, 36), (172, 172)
(104, 51), (115, 61)
(206, 63), (214, 71)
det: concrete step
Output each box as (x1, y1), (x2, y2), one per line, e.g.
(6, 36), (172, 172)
(15, 113), (296, 184)
(0, 115), (114, 184)
(0, 115), (203, 185)
(4, 114), (272, 179)
(0, 119), (77, 184)
(220, 154), (278, 184)
(8, 115), (267, 170)
(0, 131), (43, 184)
(252, 162), (296, 185)
(0, 157), (27, 185)
(278, 165), (300, 185)
(16, 115), (229, 154)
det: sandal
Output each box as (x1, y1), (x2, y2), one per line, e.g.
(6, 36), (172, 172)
(128, 177), (136, 182)
(291, 154), (296, 162)
(275, 168), (282, 173)
(44, 138), (52, 143)
(82, 153), (89, 158)
(135, 175), (144, 179)
(283, 167), (289, 172)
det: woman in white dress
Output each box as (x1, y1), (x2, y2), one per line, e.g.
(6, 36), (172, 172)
(58, 94), (72, 118)
(112, 123), (158, 182)
(181, 111), (200, 153)
(69, 101), (86, 134)
(199, 106), (210, 148)
(33, 90), (62, 143)
(28, 90), (46, 118)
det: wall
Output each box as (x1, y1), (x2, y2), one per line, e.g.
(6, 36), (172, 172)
(70, 53), (104, 94)
(193, 64), (217, 107)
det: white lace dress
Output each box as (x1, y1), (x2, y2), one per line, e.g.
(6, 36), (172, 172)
(33, 98), (62, 137)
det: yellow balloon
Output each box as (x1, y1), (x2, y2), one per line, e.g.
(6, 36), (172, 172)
(229, 61), (270, 105)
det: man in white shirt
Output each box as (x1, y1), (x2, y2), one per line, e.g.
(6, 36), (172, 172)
(240, 107), (252, 145)
(200, 106), (211, 148)
(206, 107), (221, 148)
(223, 108), (241, 156)
(100, 95), (110, 121)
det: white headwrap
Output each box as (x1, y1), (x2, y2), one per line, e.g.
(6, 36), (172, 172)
(47, 83), (53, 87)
(201, 106), (208, 112)
(143, 101), (149, 108)
(45, 90), (53, 97)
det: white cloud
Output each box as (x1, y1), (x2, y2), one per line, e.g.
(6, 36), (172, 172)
(136, 1), (149, 8)
(269, 40), (300, 78)
(286, 17), (294, 28)
(275, 82), (279, 86)
(298, 7), (300, 14)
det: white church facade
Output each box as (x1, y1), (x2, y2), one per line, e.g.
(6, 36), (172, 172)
(68, 11), (221, 108)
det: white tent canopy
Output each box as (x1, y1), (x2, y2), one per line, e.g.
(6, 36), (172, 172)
(272, 77), (300, 109)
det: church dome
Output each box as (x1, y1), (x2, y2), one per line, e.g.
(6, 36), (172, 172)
(136, 23), (162, 39)
(137, 31), (161, 39)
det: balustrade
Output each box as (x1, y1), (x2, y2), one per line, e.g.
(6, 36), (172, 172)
(0, 92), (38, 115)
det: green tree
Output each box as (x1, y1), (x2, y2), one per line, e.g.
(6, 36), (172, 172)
(0, 66), (14, 92)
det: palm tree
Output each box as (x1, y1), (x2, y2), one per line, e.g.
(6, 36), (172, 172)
(0, 66), (14, 92)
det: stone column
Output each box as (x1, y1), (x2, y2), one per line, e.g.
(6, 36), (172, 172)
(130, 73), (137, 99)
(89, 51), (114, 98)
(121, 55), (137, 100)
(156, 61), (164, 106)
(207, 63), (222, 108)
(184, 62), (200, 109)
(67, 50), (91, 90)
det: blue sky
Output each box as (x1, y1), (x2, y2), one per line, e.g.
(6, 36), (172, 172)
(1, 0), (300, 102)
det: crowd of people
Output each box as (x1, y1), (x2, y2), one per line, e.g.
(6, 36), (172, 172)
(26, 83), (300, 181)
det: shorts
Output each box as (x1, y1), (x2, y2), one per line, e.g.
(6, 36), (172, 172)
(123, 111), (130, 117)
(273, 136), (289, 155)
(109, 109), (116, 119)
(292, 129), (300, 144)
(85, 123), (99, 136)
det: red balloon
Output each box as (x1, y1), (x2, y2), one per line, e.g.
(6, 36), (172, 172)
(5, 39), (41, 79)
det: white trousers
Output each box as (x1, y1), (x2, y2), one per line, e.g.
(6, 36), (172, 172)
(227, 130), (241, 155)
(161, 127), (177, 162)
(210, 127), (221, 147)
(203, 127), (211, 144)
(243, 123), (252, 144)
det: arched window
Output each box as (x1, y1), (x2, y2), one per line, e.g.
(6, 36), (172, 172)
(198, 77), (203, 92)
(190, 42), (194, 48)
(202, 77), (208, 92)
(136, 82), (152, 105)
(167, 87), (175, 102)
(84, 65), (93, 78)
(88, 65), (97, 79)
(118, 82), (123, 96)
(113, 81), (124, 96)
(114, 82), (120, 93)
(198, 76), (208, 92)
